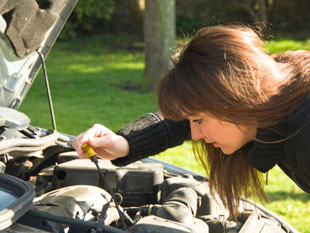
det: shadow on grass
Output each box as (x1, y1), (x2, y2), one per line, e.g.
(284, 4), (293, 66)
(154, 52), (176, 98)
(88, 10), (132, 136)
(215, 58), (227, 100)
(266, 191), (310, 203)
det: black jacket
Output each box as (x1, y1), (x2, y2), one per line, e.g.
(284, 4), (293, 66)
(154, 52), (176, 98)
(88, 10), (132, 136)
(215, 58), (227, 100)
(248, 97), (310, 193)
(113, 98), (310, 193)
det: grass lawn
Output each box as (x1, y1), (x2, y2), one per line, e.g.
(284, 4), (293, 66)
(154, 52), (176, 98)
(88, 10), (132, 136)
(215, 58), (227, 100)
(19, 33), (310, 232)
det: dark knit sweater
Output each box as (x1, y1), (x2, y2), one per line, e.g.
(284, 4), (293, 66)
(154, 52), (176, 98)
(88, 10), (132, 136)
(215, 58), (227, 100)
(113, 99), (310, 193)
(248, 97), (310, 193)
(113, 112), (191, 166)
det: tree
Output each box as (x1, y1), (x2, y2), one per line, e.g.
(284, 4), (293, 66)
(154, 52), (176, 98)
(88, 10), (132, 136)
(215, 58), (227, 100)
(144, 0), (176, 90)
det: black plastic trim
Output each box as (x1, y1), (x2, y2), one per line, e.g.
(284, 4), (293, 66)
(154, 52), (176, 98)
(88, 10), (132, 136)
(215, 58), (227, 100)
(0, 173), (35, 230)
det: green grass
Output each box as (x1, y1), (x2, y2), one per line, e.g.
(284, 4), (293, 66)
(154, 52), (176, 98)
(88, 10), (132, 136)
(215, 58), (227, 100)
(263, 37), (310, 54)
(20, 35), (155, 134)
(19, 34), (310, 232)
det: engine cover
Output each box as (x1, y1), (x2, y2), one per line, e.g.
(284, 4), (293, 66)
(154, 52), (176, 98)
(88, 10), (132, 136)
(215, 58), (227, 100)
(52, 159), (164, 207)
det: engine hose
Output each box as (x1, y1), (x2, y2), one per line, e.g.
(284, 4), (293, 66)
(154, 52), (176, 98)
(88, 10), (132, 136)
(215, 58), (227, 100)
(0, 130), (59, 153)
(140, 187), (198, 225)
(22, 209), (128, 233)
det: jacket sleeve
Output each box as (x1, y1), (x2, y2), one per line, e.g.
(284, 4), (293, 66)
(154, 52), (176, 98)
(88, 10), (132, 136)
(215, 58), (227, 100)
(112, 112), (191, 166)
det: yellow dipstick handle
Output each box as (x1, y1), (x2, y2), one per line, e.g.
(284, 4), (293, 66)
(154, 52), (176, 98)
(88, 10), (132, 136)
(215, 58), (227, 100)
(81, 143), (96, 159)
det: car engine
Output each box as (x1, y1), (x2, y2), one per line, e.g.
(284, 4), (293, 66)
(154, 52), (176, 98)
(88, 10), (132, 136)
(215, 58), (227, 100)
(0, 107), (296, 233)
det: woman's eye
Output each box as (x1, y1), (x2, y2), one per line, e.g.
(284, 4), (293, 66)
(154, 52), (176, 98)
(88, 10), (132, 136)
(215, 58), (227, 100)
(193, 119), (203, 124)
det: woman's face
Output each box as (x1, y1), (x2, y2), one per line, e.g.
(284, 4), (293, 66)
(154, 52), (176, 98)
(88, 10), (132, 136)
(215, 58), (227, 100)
(188, 113), (256, 154)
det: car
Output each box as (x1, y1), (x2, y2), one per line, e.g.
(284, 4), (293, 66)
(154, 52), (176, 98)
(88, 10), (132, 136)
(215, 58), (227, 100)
(0, 1), (302, 232)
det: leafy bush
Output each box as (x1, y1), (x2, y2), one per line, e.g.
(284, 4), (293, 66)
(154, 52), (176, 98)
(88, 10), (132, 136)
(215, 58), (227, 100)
(60, 0), (115, 40)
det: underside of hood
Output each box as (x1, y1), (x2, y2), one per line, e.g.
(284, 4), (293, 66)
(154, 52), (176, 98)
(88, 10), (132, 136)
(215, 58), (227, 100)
(0, 0), (77, 109)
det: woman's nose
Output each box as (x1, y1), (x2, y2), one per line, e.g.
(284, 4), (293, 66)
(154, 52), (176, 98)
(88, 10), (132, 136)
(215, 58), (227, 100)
(190, 123), (204, 141)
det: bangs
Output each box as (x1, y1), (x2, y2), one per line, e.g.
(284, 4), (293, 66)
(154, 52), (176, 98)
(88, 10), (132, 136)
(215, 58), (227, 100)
(157, 66), (207, 121)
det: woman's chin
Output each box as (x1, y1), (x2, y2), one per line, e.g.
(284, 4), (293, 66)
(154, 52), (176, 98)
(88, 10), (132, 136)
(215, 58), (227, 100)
(220, 147), (235, 155)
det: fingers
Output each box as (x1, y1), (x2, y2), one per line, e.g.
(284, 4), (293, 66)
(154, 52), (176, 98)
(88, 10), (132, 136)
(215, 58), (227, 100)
(73, 124), (111, 155)
(72, 134), (85, 155)
(72, 124), (128, 160)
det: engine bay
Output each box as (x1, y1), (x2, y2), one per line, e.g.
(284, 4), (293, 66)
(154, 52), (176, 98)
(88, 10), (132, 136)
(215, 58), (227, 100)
(0, 108), (294, 233)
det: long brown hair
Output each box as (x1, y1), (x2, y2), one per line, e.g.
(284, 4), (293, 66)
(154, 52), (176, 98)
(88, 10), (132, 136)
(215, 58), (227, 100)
(157, 25), (310, 219)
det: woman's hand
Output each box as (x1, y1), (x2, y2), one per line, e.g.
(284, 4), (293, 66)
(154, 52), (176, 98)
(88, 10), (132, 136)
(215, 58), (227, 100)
(73, 124), (129, 160)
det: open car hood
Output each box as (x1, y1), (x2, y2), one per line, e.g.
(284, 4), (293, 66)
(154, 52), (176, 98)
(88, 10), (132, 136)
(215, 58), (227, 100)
(0, 0), (77, 109)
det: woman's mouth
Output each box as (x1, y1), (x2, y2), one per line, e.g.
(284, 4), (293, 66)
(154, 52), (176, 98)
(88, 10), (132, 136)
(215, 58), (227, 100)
(203, 138), (220, 148)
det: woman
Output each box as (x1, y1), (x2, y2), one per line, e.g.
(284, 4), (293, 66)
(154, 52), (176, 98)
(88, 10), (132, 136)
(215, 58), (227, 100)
(73, 25), (310, 219)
